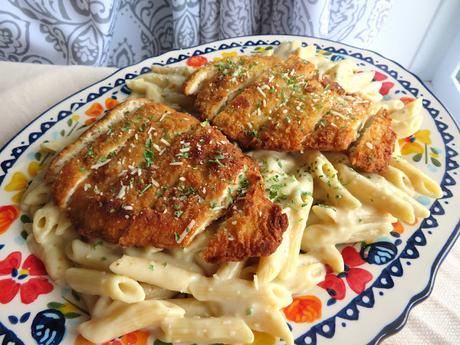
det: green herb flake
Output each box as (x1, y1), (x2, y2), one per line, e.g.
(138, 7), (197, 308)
(85, 146), (94, 158)
(140, 183), (153, 195)
(148, 264), (154, 271)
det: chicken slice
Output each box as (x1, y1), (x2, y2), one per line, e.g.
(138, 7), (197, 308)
(202, 166), (288, 263)
(348, 109), (396, 173)
(47, 100), (288, 262)
(184, 55), (280, 120)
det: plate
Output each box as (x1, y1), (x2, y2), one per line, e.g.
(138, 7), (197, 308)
(0, 35), (458, 345)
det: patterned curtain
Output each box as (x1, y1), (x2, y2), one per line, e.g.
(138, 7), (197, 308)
(0, 0), (392, 68)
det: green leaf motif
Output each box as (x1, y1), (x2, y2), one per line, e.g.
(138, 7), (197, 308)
(431, 157), (441, 167)
(64, 312), (81, 319)
(430, 147), (439, 154)
(60, 129), (66, 137)
(20, 230), (28, 240)
(34, 152), (42, 161)
(412, 153), (422, 162)
(47, 302), (64, 309)
(67, 118), (73, 127)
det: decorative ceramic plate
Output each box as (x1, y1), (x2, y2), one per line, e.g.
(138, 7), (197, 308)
(0, 35), (458, 345)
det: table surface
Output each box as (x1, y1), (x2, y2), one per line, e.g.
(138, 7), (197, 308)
(0, 61), (458, 345)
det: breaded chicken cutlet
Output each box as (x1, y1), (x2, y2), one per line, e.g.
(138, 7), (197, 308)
(184, 54), (396, 173)
(46, 99), (287, 263)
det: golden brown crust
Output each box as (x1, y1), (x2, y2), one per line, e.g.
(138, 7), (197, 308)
(189, 55), (280, 120)
(48, 99), (288, 262)
(202, 167), (288, 263)
(348, 109), (396, 173)
(212, 55), (317, 151)
(46, 98), (152, 208)
(191, 55), (372, 154)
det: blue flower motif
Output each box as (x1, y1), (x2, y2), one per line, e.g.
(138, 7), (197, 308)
(360, 241), (398, 265)
(31, 309), (66, 345)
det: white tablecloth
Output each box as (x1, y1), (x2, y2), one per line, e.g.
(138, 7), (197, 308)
(0, 61), (458, 344)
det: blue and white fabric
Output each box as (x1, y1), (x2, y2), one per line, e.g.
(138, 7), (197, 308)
(0, 0), (393, 67)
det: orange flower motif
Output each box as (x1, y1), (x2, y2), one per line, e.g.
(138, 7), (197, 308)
(392, 221), (404, 234)
(0, 205), (19, 235)
(105, 98), (119, 110)
(85, 102), (104, 117)
(245, 331), (276, 345)
(74, 330), (149, 345)
(400, 141), (423, 155)
(186, 55), (208, 67)
(400, 97), (415, 105)
(284, 295), (322, 323)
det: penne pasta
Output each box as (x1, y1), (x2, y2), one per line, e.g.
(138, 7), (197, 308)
(161, 317), (254, 344)
(79, 300), (184, 343)
(65, 268), (145, 303)
(110, 255), (202, 293)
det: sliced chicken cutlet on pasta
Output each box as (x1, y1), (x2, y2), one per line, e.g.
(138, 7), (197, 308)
(184, 54), (396, 172)
(46, 99), (287, 262)
(348, 108), (396, 173)
(184, 55), (280, 120)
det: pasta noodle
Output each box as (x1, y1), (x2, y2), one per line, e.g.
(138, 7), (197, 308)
(65, 267), (145, 303)
(161, 317), (254, 344)
(79, 300), (184, 343)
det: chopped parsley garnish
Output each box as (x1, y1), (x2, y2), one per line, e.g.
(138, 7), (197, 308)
(266, 181), (287, 203)
(140, 183), (152, 195)
(245, 129), (258, 138)
(121, 124), (131, 132)
(200, 120), (210, 127)
(174, 232), (180, 242)
(208, 152), (225, 166)
(144, 137), (154, 167)
(246, 307), (254, 316)
(210, 201), (218, 209)
(148, 264), (154, 271)
(301, 191), (313, 198)
(85, 146), (94, 158)
(174, 210), (184, 218)
(179, 186), (197, 199)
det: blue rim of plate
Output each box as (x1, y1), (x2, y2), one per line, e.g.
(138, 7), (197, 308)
(0, 34), (458, 345)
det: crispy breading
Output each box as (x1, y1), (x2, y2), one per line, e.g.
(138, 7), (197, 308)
(202, 166), (288, 263)
(186, 54), (396, 172)
(185, 55), (280, 120)
(190, 55), (372, 152)
(46, 98), (152, 208)
(212, 55), (317, 150)
(348, 109), (396, 173)
(48, 100), (288, 262)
